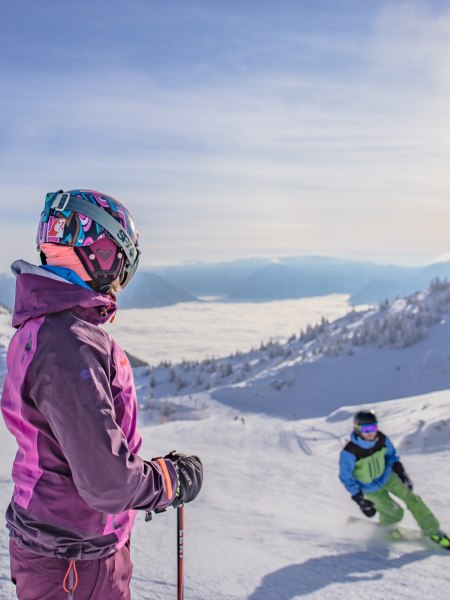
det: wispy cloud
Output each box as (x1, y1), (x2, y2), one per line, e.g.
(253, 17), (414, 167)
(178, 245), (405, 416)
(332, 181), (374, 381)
(1, 2), (450, 269)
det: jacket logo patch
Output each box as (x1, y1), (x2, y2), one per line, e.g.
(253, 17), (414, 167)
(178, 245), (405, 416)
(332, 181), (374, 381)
(97, 249), (113, 261)
(120, 358), (128, 367)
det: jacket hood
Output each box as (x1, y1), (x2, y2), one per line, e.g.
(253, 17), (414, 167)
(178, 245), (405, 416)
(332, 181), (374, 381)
(11, 260), (117, 328)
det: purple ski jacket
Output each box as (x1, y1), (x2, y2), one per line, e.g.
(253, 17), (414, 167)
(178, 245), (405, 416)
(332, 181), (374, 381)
(1, 260), (177, 560)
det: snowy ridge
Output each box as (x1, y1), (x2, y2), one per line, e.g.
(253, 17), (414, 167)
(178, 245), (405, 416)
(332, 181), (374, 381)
(136, 278), (450, 422)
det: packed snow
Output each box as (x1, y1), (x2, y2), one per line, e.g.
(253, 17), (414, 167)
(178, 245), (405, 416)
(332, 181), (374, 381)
(1, 281), (450, 599)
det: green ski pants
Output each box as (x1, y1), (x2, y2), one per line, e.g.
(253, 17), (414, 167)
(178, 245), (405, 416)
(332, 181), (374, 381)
(364, 473), (440, 536)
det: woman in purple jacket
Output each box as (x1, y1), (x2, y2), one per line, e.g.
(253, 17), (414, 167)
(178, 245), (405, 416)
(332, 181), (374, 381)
(1, 189), (203, 599)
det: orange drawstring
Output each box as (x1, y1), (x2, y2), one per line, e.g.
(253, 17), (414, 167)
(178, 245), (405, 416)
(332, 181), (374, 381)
(62, 560), (79, 595)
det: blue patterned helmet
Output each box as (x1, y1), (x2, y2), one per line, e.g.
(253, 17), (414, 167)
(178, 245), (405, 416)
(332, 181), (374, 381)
(37, 189), (140, 289)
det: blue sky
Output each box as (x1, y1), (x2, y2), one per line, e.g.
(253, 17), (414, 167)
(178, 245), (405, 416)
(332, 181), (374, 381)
(1, 0), (450, 271)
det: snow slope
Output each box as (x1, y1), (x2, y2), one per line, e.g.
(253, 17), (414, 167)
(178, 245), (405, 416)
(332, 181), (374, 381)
(1, 285), (450, 598)
(141, 279), (450, 422)
(126, 393), (450, 600)
(1, 392), (450, 599)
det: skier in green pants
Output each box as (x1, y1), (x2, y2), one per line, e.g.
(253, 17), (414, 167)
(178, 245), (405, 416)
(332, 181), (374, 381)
(339, 410), (450, 548)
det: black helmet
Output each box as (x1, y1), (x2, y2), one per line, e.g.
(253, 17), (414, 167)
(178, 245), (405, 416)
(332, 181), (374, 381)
(354, 410), (377, 426)
(353, 410), (378, 435)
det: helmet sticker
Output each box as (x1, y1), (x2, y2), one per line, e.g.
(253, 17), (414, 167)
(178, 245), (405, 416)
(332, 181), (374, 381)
(47, 217), (66, 239)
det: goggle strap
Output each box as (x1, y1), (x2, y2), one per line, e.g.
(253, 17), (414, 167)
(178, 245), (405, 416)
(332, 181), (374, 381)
(49, 193), (138, 267)
(42, 190), (64, 223)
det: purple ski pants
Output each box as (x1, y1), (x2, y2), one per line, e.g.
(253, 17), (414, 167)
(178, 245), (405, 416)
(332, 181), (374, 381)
(9, 538), (133, 599)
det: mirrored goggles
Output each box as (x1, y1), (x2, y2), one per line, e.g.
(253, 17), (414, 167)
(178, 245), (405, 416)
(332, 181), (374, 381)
(358, 423), (378, 434)
(119, 247), (141, 289)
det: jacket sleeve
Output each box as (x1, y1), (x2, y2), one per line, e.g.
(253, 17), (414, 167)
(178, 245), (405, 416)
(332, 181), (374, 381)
(339, 450), (360, 496)
(27, 320), (177, 514)
(384, 435), (400, 468)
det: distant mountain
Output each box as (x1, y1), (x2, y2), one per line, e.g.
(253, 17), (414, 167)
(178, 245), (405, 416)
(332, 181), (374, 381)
(350, 262), (450, 304)
(350, 278), (408, 305)
(229, 261), (352, 300)
(225, 258), (450, 304)
(2, 256), (450, 308)
(151, 258), (268, 297)
(422, 261), (450, 280)
(124, 350), (149, 368)
(224, 257), (434, 304)
(117, 272), (197, 309)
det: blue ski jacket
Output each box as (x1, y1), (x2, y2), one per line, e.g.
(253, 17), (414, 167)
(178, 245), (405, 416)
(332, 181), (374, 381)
(339, 431), (400, 496)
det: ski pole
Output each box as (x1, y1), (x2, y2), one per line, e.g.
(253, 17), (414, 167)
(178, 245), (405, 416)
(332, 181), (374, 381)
(177, 505), (184, 600)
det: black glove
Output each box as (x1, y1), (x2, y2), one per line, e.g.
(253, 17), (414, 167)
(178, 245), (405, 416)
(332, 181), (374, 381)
(393, 461), (413, 490)
(352, 492), (376, 518)
(165, 451), (203, 509)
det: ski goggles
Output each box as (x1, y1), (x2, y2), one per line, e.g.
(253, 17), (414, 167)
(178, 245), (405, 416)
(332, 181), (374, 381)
(357, 424), (378, 434)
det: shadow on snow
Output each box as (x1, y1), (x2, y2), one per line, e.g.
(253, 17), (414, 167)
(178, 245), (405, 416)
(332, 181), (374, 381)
(246, 548), (433, 599)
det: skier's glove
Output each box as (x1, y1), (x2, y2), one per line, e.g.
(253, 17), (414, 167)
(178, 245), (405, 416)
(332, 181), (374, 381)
(165, 451), (203, 509)
(352, 492), (376, 518)
(398, 471), (413, 491)
(392, 461), (413, 491)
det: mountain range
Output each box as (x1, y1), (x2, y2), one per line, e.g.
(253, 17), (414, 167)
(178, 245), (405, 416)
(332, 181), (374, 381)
(1, 256), (450, 310)
(152, 256), (450, 304)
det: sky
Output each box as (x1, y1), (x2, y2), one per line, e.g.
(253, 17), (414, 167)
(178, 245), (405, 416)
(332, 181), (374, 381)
(1, 0), (450, 272)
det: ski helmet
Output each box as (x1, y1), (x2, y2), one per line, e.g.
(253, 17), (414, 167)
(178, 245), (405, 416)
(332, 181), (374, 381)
(37, 189), (140, 292)
(353, 410), (378, 435)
